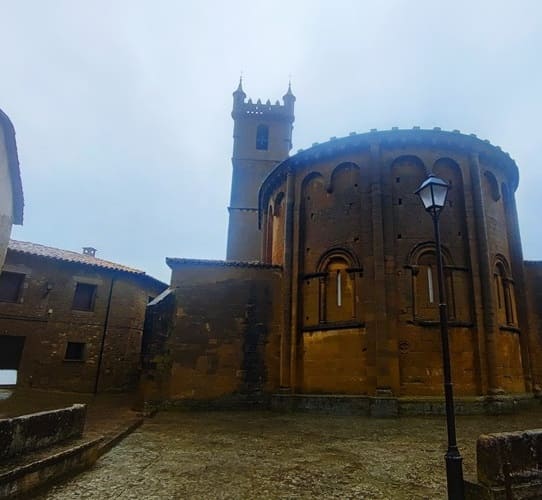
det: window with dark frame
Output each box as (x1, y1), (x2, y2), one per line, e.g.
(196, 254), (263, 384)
(0, 272), (25, 303)
(72, 283), (97, 311)
(64, 342), (85, 361)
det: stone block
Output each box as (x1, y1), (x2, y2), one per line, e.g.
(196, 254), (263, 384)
(369, 397), (398, 417)
(477, 429), (542, 487)
(0, 404), (86, 460)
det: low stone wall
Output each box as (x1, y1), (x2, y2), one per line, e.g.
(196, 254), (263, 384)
(271, 394), (399, 417)
(400, 393), (537, 416)
(465, 428), (542, 499)
(271, 394), (537, 417)
(0, 437), (102, 499)
(0, 404), (86, 460)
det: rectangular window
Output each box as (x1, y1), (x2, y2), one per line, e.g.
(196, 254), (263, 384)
(0, 272), (25, 302)
(72, 283), (97, 311)
(65, 342), (85, 361)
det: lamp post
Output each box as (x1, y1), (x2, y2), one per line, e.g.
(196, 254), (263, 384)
(415, 174), (465, 500)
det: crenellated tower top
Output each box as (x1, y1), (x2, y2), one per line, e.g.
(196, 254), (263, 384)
(232, 81), (295, 123)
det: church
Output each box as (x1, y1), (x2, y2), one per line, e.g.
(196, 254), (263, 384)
(142, 81), (542, 414)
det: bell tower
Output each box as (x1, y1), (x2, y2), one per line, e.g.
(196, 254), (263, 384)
(226, 79), (295, 261)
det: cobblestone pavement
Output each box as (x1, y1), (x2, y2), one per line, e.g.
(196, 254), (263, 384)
(39, 407), (542, 500)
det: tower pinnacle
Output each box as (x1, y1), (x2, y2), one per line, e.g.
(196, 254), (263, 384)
(283, 81), (295, 113)
(233, 77), (246, 99)
(232, 76), (246, 111)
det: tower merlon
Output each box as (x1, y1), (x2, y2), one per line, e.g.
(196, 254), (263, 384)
(232, 81), (295, 122)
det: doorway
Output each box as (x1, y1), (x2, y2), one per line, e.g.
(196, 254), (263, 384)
(0, 335), (25, 386)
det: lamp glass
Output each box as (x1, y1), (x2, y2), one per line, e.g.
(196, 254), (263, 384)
(431, 182), (448, 208)
(416, 175), (449, 212)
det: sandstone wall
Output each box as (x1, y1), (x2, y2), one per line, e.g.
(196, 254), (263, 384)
(143, 261), (282, 404)
(259, 130), (528, 397)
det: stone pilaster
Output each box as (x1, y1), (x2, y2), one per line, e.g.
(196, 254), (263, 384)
(280, 169), (295, 390)
(469, 153), (502, 395)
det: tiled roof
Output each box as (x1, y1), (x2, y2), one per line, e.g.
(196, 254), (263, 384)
(8, 240), (158, 278)
(166, 257), (282, 270)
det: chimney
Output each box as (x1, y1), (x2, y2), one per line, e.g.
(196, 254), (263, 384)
(82, 247), (97, 257)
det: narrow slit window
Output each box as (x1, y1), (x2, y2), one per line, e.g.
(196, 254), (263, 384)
(495, 275), (502, 308)
(336, 270), (342, 307)
(427, 266), (434, 304)
(322, 256), (353, 323)
(506, 285), (516, 324)
(495, 262), (516, 326)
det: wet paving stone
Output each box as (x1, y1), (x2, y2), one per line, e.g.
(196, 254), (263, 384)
(39, 407), (542, 499)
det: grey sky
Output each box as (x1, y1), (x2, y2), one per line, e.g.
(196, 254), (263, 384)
(1, 1), (541, 282)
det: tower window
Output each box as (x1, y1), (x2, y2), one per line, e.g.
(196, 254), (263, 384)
(256, 124), (269, 150)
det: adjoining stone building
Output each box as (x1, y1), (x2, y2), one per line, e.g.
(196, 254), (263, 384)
(0, 240), (166, 393)
(143, 82), (542, 412)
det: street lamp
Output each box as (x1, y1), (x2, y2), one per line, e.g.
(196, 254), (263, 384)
(415, 174), (465, 500)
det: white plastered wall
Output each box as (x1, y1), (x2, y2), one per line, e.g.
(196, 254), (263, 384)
(0, 124), (14, 268)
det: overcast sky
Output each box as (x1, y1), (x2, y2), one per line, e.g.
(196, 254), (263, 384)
(1, 1), (541, 282)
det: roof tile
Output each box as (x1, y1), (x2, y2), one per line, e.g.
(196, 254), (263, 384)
(9, 239), (143, 275)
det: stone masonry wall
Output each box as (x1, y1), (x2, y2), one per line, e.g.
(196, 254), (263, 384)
(0, 252), (165, 393)
(524, 261), (542, 390)
(260, 130), (528, 397)
(143, 262), (283, 404)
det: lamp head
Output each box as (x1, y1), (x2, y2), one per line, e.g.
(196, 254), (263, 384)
(415, 174), (450, 215)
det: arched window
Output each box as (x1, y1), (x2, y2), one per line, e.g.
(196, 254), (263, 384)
(408, 245), (471, 324)
(415, 252), (440, 321)
(301, 250), (361, 329)
(495, 259), (517, 326)
(484, 171), (501, 201)
(256, 124), (269, 150)
(324, 257), (354, 323)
